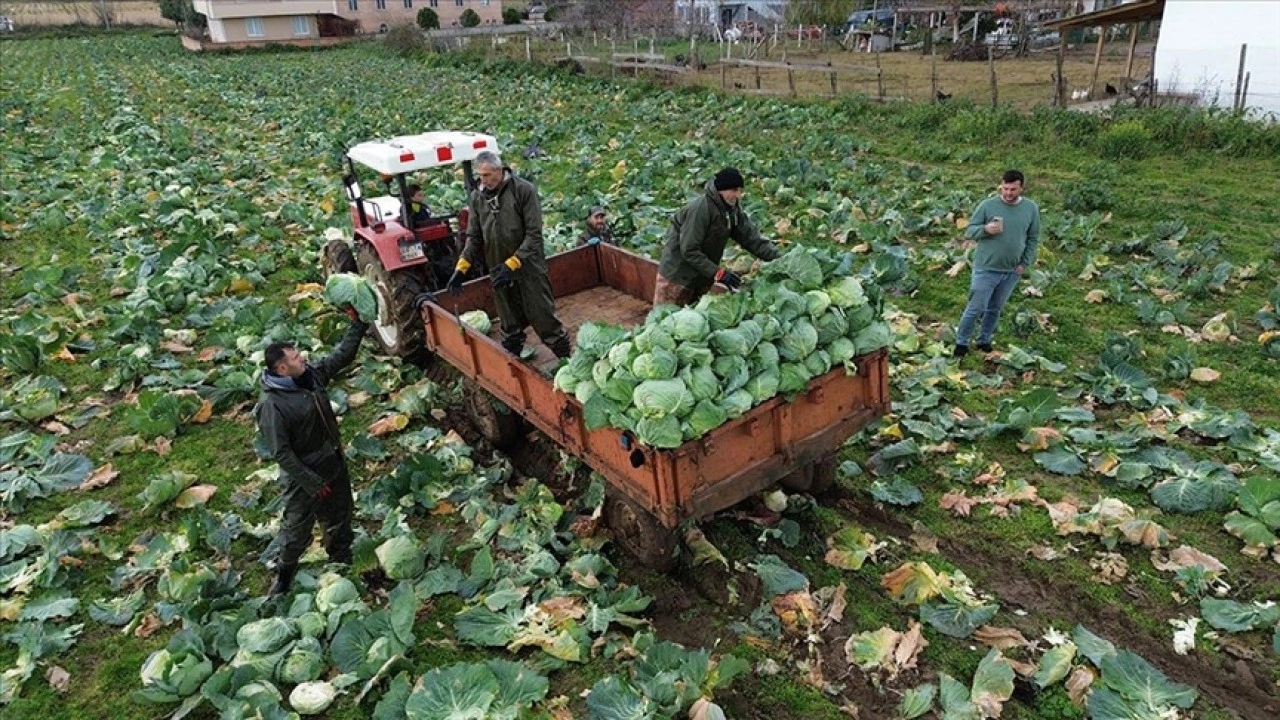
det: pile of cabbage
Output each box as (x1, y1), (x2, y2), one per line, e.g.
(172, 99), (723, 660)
(553, 248), (890, 448)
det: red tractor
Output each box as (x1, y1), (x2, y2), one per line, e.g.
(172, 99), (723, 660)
(323, 131), (500, 362)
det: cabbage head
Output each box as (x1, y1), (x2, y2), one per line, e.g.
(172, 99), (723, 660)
(576, 322), (629, 357)
(632, 378), (694, 418)
(553, 364), (581, 394)
(719, 389), (755, 419)
(636, 415), (683, 448)
(675, 343), (714, 368)
(805, 290), (831, 318)
(769, 250), (824, 290)
(682, 365), (721, 402)
(778, 363), (812, 394)
(295, 611), (326, 639)
(753, 313), (783, 341)
(697, 291), (747, 330)
(277, 636), (325, 684)
(805, 350), (832, 378)
(601, 372), (640, 405)
(826, 276), (867, 308)
(686, 400), (729, 436)
(633, 325), (675, 353)
(137, 634), (214, 703)
(592, 357), (614, 389)
(290, 680), (337, 715)
(574, 379), (599, 405)
(712, 355), (750, 393)
(607, 340), (638, 370)
(779, 319), (819, 362)
(853, 321), (891, 355)
(814, 308), (848, 345)
(745, 371), (780, 404)
(660, 307), (711, 342)
(709, 328), (751, 357)
(751, 341), (780, 372)
(632, 348), (679, 380)
(828, 337), (856, 364)
(756, 284), (805, 322)
(237, 618), (297, 655)
(845, 303), (875, 332)
(315, 574), (359, 613)
(375, 535), (424, 580)
(323, 273), (378, 323)
(459, 310), (491, 333)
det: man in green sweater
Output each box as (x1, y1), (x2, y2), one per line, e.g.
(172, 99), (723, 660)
(953, 169), (1040, 358)
(655, 167), (780, 306)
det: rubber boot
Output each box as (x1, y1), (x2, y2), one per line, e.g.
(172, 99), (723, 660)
(268, 563), (297, 597)
(549, 336), (572, 360)
(502, 338), (524, 357)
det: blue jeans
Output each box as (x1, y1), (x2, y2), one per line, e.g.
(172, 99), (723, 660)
(956, 269), (1020, 346)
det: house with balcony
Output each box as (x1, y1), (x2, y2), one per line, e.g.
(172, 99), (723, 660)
(186, 0), (504, 50)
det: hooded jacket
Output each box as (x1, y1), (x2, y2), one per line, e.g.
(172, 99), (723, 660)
(461, 169), (546, 273)
(658, 180), (779, 291)
(255, 321), (365, 496)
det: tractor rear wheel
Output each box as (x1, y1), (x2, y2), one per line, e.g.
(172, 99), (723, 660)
(322, 238), (357, 278)
(464, 382), (524, 450)
(355, 242), (429, 365)
(603, 491), (678, 572)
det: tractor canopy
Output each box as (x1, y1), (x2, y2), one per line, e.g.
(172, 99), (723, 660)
(346, 131), (501, 176)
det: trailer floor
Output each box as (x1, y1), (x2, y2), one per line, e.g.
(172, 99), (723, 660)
(487, 284), (652, 373)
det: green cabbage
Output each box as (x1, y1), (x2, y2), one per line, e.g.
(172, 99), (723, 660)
(675, 343), (714, 367)
(778, 363), (812, 394)
(553, 364), (581, 394)
(632, 378), (694, 418)
(289, 680), (337, 715)
(696, 291), (747, 330)
(315, 574), (359, 613)
(828, 337), (856, 364)
(636, 415), (684, 448)
(602, 373), (640, 404)
(277, 636), (325, 684)
(236, 618), (297, 654)
(814, 308), (849, 345)
(682, 366), (721, 402)
(607, 340), (638, 369)
(459, 310), (492, 333)
(805, 290), (831, 317)
(712, 355), (750, 394)
(660, 307), (710, 342)
(632, 348), (678, 380)
(633, 325), (675, 353)
(751, 341), (779, 372)
(853, 321), (891, 355)
(745, 371), (780, 404)
(805, 350), (832, 377)
(779, 319), (819, 361)
(375, 535), (424, 580)
(323, 273), (378, 323)
(719, 389), (755, 419)
(574, 379), (599, 405)
(686, 400), (728, 436)
(576, 322), (630, 356)
(826, 276), (867, 308)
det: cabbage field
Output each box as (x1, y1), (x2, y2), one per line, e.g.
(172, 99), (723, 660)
(2, 34), (1279, 720)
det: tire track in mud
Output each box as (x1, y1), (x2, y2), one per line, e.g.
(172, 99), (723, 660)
(833, 490), (1279, 720)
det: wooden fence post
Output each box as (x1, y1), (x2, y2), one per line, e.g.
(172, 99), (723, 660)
(1088, 26), (1105, 100)
(1124, 22), (1139, 81)
(988, 46), (998, 107)
(931, 46), (938, 101)
(830, 68), (838, 97)
(755, 62), (761, 89)
(1240, 71), (1251, 112)
(1233, 43), (1248, 111)
(721, 62), (727, 90)
(875, 51), (885, 100)
(787, 66), (796, 97)
(525, 34), (531, 62)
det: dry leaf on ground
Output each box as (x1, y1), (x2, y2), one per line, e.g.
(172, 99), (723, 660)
(973, 625), (1030, 650)
(44, 666), (70, 693)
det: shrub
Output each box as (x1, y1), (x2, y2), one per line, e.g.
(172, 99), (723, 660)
(502, 7), (522, 25)
(384, 23), (425, 57)
(460, 9), (481, 28)
(1097, 120), (1154, 159)
(416, 7), (440, 30)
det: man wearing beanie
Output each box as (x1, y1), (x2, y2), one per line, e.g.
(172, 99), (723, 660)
(655, 167), (780, 306)
(577, 206), (618, 247)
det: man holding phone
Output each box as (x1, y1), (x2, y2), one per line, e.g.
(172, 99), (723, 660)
(953, 169), (1041, 358)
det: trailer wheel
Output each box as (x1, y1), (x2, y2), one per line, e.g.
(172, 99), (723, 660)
(355, 242), (429, 365)
(778, 455), (838, 495)
(465, 383), (524, 450)
(604, 491), (678, 572)
(322, 238), (357, 278)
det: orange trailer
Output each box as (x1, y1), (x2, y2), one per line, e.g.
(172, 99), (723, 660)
(419, 243), (889, 568)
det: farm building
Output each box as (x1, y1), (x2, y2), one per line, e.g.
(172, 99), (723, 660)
(674, 0), (786, 32)
(187, 0), (504, 49)
(1047, 0), (1280, 117)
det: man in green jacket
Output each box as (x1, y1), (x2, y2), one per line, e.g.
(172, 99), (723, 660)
(449, 151), (571, 359)
(953, 169), (1041, 357)
(255, 310), (367, 596)
(655, 167), (780, 306)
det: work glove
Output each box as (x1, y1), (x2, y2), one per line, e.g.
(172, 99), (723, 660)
(587, 236), (601, 246)
(714, 267), (742, 291)
(448, 258), (470, 294)
(490, 256), (521, 290)
(413, 292), (436, 310)
(315, 482), (333, 501)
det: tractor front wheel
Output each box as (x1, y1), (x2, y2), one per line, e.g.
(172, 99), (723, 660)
(322, 238), (357, 278)
(355, 242), (429, 365)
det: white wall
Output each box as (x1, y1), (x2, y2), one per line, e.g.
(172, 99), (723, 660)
(1154, 0), (1280, 117)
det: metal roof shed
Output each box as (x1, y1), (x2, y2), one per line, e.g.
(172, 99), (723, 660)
(1043, 0), (1166, 104)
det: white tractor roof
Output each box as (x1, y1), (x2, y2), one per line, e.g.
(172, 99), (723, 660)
(346, 131), (501, 175)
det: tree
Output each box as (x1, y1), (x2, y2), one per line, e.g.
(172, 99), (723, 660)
(157, 0), (206, 35)
(502, 7), (521, 25)
(459, 8), (481, 28)
(785, 0), (858, 28)
(416, 7), (439, 30)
